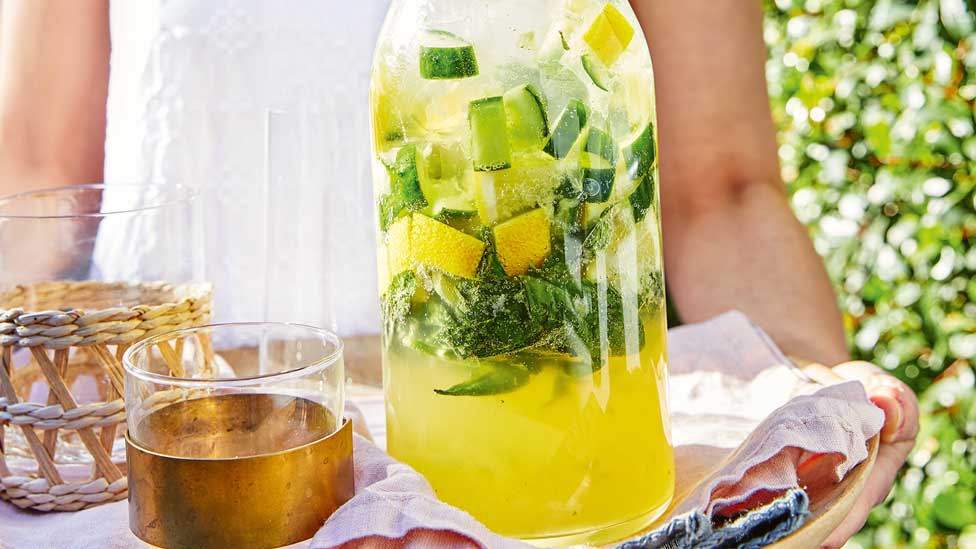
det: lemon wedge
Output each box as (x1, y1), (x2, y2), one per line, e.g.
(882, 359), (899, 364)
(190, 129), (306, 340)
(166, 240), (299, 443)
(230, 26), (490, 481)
(386, 214), (486, 280)
(583, 3), (635, 67)
(493, 208), (552, 276)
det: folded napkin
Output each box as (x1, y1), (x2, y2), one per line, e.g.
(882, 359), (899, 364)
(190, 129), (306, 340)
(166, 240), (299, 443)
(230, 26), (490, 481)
(0, 311), (884, 549)
(312, 311), (884, 549)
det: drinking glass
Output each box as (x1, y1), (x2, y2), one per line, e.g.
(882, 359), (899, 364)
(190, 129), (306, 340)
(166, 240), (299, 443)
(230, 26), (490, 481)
(123, 322), (352, 549)
(0, 183), (210, 511)
(263, 106), (340, 329)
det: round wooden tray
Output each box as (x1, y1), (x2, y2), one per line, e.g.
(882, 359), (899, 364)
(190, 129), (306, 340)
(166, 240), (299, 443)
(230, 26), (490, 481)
(342, 336), (879, 548)
(768, 435), (879, 548)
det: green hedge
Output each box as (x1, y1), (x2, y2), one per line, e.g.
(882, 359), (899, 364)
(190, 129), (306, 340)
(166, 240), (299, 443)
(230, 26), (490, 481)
(763, 1), (976, 547)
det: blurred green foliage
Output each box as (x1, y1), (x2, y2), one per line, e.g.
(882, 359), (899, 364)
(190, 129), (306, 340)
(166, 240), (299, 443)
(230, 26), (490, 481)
(762, 0), (976, 547)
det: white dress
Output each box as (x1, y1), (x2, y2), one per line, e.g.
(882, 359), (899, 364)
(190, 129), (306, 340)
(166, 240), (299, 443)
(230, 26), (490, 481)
(101, 1), (391, 335)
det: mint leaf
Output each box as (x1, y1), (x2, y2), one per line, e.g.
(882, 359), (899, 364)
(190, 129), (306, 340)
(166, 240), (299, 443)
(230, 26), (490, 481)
(639, 270), (665, 313)
(435, 363), (531, 396)
(381, 271), (419, 339)
(433, 275), (543, 358)
(476, 227), (508, 280)
(583, 206), (614, 253)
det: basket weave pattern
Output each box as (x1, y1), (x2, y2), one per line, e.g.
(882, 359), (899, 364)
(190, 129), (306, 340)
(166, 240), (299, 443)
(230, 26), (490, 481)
(0, 281), (212, 512)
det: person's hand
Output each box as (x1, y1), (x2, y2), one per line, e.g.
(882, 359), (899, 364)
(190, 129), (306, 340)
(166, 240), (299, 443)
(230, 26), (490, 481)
(820, 361), (920, 549)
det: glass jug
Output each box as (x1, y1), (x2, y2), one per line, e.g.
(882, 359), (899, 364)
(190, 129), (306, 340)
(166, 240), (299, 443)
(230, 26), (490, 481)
(369, 1), (673, 544)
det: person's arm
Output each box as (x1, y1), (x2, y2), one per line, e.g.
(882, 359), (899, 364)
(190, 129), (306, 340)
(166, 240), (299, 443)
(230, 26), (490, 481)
(631, 0), (848, 366)
(0, 0), (110, 198)
(630, 2), (919, 547)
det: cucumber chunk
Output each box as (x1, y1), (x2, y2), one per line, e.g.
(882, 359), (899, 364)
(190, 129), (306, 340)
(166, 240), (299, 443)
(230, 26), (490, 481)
(578, 143), (615, 203)
(504, 84), (550, 150)
(582, 53), (611, 92)
(556, 173), (582, 199)
(422, 142), (471, 182)
(418, 143), (477, 222)
(583, 127), (617, 164)
(623, 122), (657, 181)
(419, 31), (480, 80)
(555, 196), (585, 238)
(544, 99), (589, 159)
(379, 145), (429, 231)
(435, 208), (478, 222)
(469, 96), (513, 172)
(425, 180), (477, 222)
(628, 175), (654, 223)
(581, 168), (615, 203)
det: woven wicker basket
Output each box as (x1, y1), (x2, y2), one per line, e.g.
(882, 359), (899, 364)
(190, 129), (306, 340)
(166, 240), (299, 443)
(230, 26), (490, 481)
(0, 281), (212, 512)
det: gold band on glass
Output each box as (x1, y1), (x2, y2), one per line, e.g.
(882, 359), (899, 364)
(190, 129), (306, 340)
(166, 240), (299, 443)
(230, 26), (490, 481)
(126, 418), (354, 549)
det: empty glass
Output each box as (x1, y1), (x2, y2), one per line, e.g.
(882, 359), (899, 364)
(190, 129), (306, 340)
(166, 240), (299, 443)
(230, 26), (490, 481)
(0, 183), (210, 512)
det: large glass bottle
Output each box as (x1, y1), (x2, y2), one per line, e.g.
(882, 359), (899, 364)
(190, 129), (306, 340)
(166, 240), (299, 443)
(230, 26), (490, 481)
(369, 1), (673, 544)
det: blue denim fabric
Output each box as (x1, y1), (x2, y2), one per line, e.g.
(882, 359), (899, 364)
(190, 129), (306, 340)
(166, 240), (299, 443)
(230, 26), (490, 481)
(616, 489), (810, 549)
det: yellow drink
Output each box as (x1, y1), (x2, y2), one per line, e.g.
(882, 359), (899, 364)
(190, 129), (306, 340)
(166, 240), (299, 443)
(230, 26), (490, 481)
(385, 309), (673, 545)
(134, 394), (335, 458)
